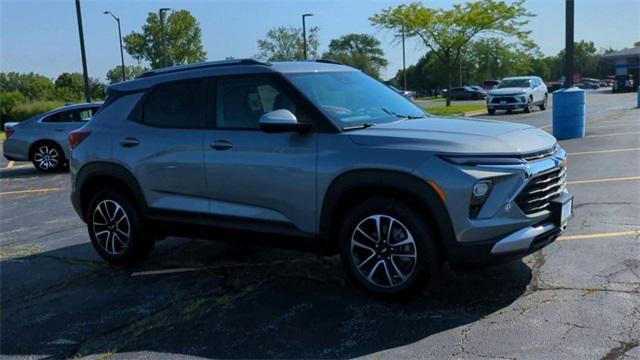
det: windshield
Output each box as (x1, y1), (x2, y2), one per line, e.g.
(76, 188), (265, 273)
(284, 71), (426, 128)
(498, 79), (531, 88)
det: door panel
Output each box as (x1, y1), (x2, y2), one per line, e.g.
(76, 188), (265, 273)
(204, 74), (318, 234)
(204, 130), (317, 233)
(114, 121), (207, 214)
(113, 79), (208, 214)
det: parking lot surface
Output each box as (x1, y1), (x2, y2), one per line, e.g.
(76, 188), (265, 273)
(1, 89), (639, 359)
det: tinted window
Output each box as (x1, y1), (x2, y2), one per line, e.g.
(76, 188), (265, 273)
(42, 109), (75, 123)
(143, 80), (204, 128)
(215, 76), (298, 130)
(77, 108), (97, 122)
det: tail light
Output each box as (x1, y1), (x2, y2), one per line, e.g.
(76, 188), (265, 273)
(5, 128), (15, 139)
(69, 129), (91, 150)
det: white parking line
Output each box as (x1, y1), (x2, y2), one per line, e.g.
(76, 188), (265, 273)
(568, 147), (640, 156)
(0, 188), (63, 196)
(568, 176), (640, 185)
(131, 268), (201, 277)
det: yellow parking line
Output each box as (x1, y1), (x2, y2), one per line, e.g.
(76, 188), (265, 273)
(586, 131), (640, 138)
(568, 147), (640, 156)
(0, 188), (62, 196)
(558, 230), (639, 241)
(568, 176), (640, 185)
(131, 268), (200, 277)
(539, 124), (553, 130)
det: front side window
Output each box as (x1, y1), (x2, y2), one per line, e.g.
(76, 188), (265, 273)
(285, 71), (425, 128)
(215, 76), (299, 130)
(142, 80), (204, 128)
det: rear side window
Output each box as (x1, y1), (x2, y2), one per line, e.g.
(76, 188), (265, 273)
(77, 108), (97, 122)
(142, 80), (204, 128)
(42, 109), (75, 123)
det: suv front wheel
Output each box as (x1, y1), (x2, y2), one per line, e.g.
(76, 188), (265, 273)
(87, 189), (154, 265)
(339, 197), (440, 297)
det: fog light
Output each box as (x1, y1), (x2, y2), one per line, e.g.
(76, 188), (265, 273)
(470, 180), (493, 219)
(473, 181), (491, 197)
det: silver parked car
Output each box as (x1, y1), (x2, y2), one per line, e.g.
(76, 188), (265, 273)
(70, 60), (573, 297)
(3, 103), (102, 172)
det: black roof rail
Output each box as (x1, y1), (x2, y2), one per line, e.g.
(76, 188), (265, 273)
(138, 59), (272, 78)
(315, 59), (343, 65)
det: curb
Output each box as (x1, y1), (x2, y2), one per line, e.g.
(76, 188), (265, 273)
(462, 109), (487, 117)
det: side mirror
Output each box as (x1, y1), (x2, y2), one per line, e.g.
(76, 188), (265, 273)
(259, 109), (312, 133)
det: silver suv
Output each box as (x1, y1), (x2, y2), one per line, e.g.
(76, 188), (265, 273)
(70, 60), (573, 297)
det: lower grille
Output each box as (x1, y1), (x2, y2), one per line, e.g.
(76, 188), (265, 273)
(516, 167), (566, 214)
(491, 97), (518, 104)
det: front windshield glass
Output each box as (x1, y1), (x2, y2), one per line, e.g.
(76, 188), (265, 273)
(498, 79), (531, 88)
(284, 71), (426, 127)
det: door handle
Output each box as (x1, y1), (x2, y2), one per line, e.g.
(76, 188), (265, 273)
(54, 128), (66, 132)
(210, 140), (232, 151)
(119, 137), (140, 148)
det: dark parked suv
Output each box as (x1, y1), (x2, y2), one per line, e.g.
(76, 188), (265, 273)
(70, 59), (573, 296)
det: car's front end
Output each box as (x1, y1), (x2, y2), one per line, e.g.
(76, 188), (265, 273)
(348, 116), (573, 267)
(487, 89), (531, 111)
(432, 144), (572, 266)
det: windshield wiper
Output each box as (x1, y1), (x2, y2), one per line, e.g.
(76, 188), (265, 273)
(380, 107), (428, 120)
(342, 122), (375, 131)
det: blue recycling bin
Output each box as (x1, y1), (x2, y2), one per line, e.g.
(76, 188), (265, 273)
(552, 87), (586, 140)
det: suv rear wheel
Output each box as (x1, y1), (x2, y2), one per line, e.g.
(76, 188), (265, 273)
(339, 197), (440, 297)
(31, 142), (64, 172)
(87, 189), (154, 265)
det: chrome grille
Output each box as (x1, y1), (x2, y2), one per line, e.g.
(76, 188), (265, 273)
(516, 167), (566, 214)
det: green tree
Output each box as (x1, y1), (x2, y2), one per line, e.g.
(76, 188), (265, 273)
(0, 72), (54, 100)
(371, 0), (534, 106)
(256, 26), (320, 61)
(106, 65), (147, 84)
(123, 10), (207, 69)
(54, 72), (85, 101)
(0, 91), (26, 127)
(322, 34), (388, 78)
(466, 38), (537, 82)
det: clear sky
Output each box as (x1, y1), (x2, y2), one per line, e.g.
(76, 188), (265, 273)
(1, 0), (639, 82)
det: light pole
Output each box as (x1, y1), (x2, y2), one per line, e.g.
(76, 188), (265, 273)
(402, 23), (407, 91)
(74, 0), (91, 102)
(159, 8), (171, 67)
(564, 0), (574, 88)
(104, 11), (126, 82)
(302, 13), (313, 60)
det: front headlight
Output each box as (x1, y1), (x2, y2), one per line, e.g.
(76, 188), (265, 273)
(440, 155), (526, 166)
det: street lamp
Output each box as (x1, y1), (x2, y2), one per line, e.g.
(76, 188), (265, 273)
(74, 0), (91, 102)
(302, 13), (313, 60)
(159, 8), (171, 67)
(104, 11), (126, 82)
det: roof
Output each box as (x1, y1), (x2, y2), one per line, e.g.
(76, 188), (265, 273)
(49, 102), (103, 112)
(109, 59), (356, 93)
(602, 47), (640, 59)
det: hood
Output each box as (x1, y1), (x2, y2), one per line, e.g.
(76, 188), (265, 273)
(348, 117), (556, 155)
(489, 87), (530, 96)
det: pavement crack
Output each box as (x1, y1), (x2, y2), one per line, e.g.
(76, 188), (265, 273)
(601, 339), (639, 360)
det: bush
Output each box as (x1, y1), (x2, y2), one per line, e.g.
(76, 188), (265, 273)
(7, 101), (65, 122)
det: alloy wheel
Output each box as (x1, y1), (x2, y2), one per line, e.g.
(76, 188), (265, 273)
(350, 215), (418, 288)
(92, 199), (130, 255)
(33, 145), (60, 170)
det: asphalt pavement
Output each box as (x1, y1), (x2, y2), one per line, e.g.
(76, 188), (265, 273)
(1, 89), (639, 359)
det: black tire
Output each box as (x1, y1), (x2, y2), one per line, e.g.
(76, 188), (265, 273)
(524, 97), (533, 113)
(87, 188), (154, 265)
(339, 197), (440, 298)
(539, 95), (548, 111)
(507, 109), (513, 114)
(31, 141), (64, 173)
(488, 109), (496, 115)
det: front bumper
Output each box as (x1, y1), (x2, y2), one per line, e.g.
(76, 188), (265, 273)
(447, 191), (573, 266)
